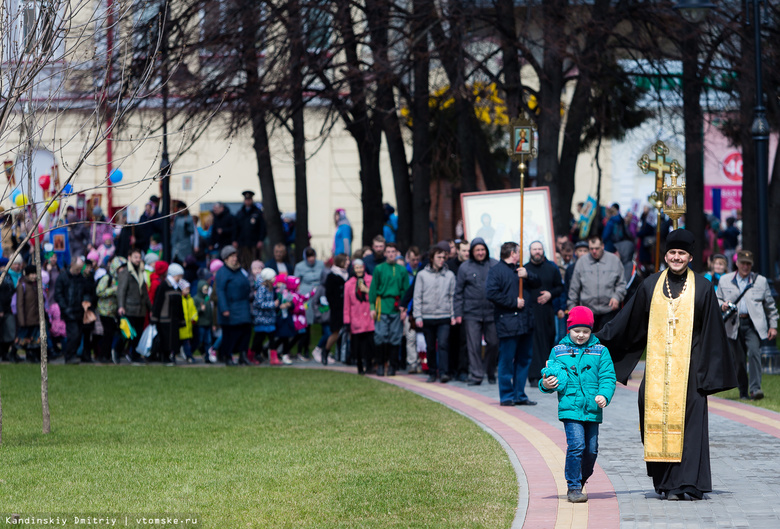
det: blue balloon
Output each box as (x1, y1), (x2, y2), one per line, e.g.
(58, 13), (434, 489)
(109, 168), (123, 184)
(11, 189), (21, 201)
(62, 183), (73, 195)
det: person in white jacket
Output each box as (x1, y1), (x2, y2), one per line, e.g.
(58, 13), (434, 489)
(717, 250), (778, 400)
(414, 244), (456, 383)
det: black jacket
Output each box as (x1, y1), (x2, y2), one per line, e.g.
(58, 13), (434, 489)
(523, 257), (564, 317)
(485, 259), (540, 338)
(454, 238), (497, 322)
(235, 205), (267, 247)
(211, 209), (237, 250)
(0, 273), (14, 313)
(54, 269), (95, 321)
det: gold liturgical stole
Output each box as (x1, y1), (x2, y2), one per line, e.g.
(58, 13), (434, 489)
(644, 269), (695, 463)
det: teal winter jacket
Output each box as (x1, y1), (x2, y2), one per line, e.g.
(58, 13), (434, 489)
(539, 334), (616, 423)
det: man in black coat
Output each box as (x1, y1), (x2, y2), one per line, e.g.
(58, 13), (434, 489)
(486, 242), (541, 406)
(454, 237), (498, 385)
(524, 240), (564, 385)
(211, 202), (237, 254)
(235, 190), (267, 269)
(54, 258), (94, 364)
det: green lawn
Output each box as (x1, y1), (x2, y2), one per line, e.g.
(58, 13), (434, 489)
(0, 366), (516, 528)
(716, 373), (780, 413)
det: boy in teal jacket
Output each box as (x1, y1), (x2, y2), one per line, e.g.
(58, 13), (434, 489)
(540, 306), (616, 504)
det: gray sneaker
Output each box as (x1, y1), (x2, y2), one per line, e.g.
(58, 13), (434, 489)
(567, 489), (587, 503)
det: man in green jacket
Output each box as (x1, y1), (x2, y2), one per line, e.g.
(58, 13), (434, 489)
(369, 243), (407, 376)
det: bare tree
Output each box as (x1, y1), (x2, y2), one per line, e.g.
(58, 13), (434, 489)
(1, 0), (162, 437)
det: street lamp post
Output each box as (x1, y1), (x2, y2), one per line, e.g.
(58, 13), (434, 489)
(747, 0), (770, 279)
(676, 0), (769, 277)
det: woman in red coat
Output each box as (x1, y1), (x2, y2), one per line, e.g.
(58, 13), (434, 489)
(343, 259), (374, 374)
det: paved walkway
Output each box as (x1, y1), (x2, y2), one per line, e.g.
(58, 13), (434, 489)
(318, 362), (780, 529)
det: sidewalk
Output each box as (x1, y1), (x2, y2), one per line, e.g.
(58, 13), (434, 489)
(340, 364), (780, 529)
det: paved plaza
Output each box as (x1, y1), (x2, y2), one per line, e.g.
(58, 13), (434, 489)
(347, 363), (780, 529)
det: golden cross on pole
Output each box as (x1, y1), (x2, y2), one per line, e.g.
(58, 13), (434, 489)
(637, 140), (683, 269)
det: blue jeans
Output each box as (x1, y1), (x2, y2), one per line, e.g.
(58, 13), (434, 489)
(497, 333), (532, 404)
(563, 420), (599, 490)
(198, 327), (213, 353)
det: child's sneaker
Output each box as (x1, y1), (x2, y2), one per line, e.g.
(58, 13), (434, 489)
(281, 354), (293, 365)
(208, 348), (218, 364)
(567, 489), (587, 503)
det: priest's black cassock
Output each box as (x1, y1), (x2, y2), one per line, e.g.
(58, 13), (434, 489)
(596, 269), (737, 498)
(524, 256), (564, 384)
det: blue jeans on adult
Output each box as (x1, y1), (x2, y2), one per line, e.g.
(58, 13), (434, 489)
(497, 332), (532, 404)
(563, 420), (599, 491)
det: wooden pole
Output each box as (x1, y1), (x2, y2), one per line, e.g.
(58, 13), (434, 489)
(518, 161), (526, 297)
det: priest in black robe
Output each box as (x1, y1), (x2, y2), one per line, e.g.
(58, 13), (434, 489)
(524, 240), (564, 384)
(596, 229), (737, 500)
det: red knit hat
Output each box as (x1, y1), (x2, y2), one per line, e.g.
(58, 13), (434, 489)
(567, 306), (594, 330)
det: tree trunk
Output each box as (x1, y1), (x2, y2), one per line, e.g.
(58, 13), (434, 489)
(364, 0), (413, 251)
(382, 108), (413, 250)
(251, 106), (285, 247)
(536, 1), (564, 234)
(411, 0), (433, 250)
(496, 0), (521, 188)
(289, 0), (308, 263)
(358, 137), (386, 246)
(557, 76), (591, 238)
(33, 236), (50, 433)
(333, 1), (384, 246)
(682, 30), (705, 271)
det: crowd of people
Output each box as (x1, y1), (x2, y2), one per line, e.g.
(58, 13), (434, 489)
(1, 189), (774, 506)
(0, 196), (771, 396)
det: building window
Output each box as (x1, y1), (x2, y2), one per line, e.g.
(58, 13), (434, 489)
(22, 0), (56, 54)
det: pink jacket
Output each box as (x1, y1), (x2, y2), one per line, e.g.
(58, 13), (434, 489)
(343, 275), (375, 334)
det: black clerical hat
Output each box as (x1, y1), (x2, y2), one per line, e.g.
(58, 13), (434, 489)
(666, 229), (694, 254)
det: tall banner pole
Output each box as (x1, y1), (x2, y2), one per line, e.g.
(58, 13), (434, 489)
(509, 115), (537, 297)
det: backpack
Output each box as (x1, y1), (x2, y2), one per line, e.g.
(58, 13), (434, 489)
(610, 219), (627, 243)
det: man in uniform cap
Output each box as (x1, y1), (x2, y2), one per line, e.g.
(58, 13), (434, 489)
(716, 249), (778, 400)
(598, 229), (737, 500)
(235, 190), (266, 270)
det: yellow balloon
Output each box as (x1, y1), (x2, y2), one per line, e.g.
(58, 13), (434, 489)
(14, 194), (27, 206)
(48, 200), (59, 214)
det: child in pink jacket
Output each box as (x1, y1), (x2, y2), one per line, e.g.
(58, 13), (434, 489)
(343, 259), (374, 374)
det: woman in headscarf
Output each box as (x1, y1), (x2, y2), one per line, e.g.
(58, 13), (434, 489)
(215, 246), (252, 366)
(343, 258), (374, 374)
(149, 260), (169, 305)
(151, 263), (185, 364)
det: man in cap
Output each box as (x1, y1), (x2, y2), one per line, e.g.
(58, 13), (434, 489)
(235, 190), (267, 269)
(597, 229), (737, 500)
(716, 250), (778, 400)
